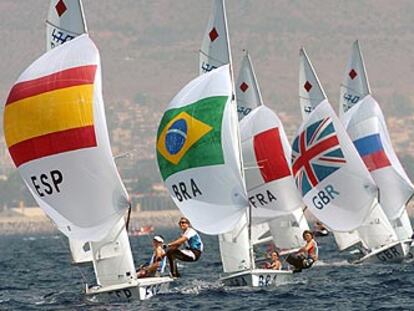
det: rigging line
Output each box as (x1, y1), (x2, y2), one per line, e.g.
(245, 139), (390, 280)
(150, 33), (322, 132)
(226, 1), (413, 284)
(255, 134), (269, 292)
(126, 202), (132, 233)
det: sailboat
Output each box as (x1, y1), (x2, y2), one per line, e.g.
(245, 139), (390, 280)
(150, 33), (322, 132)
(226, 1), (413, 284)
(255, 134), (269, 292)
(298, 48), (403, 264)
(3, 35), (173, 300)
(237, 51), (310, 254)
(339, 41), (414, 260)
(158, 0), (292, 287)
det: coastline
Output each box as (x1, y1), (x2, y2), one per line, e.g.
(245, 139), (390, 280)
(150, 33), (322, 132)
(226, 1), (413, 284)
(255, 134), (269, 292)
(0, 207), (182, 236)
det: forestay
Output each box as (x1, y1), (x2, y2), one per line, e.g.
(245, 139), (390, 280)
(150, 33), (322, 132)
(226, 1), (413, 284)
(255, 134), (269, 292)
(291, 100), (377, 231)
(240, 105), (303, 224)
(339, 40), (371, 116)
(3, 35), (129, 242)
(299, 48), (327, 120)
(199, 0), (231, 74)
(340, 95), (414, 220)
(236, 52), (263, 120)
(46, 0), (87, 50)
(156, 65), (248, 235)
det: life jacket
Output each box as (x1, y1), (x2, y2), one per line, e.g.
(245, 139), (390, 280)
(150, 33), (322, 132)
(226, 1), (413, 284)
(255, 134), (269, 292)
(149, 248), (166, 273)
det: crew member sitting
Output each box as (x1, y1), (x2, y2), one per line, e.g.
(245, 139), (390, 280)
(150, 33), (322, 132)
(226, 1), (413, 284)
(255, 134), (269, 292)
(286, 230), (318, 273)
(264, 251), (282, 270)
(166, 217), (203, 277)
(136, 235), (166, 278)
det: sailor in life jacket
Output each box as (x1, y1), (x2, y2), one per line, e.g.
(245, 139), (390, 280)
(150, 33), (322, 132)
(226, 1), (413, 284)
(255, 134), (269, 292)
(136, 235), (167, 278)
(286, 230), (318, 272)
(166, 217), (203, 277)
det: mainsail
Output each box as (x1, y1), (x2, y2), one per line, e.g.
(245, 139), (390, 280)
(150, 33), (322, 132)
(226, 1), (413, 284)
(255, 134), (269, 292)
(199, 0), (231, 75)
(339, 40), (371, 116)
(156, 65), (248, 235)
(236, 52), (263, 120)
(46, 0), (87, 50)
(4, 35), (129, 242)
(299, 48), (327, 120)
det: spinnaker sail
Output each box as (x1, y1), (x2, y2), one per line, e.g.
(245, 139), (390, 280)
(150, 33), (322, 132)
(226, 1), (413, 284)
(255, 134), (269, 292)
(4, 35), (129, 242)
(156, 65), (248, 235)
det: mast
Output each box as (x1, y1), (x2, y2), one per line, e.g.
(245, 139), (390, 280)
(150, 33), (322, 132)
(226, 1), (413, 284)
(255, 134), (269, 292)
(223, 0), (254, 269)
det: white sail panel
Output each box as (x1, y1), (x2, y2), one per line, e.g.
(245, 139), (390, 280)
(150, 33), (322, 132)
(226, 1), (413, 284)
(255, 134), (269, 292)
(240, 106), (304, 223)
(268, 208), (310, 250)
(341, 95), (414, 220)
(333, 231), (362, 252)
(156, 65), (247, 235)
(3, 35), (129, 241)
(91, 219), (136, 287)
(339, 40), (371, 115)
(299, 48), (327, 120)
(219, 212), (252, 272)
(291, 100), (377, 231)
(46, 0), (87, 50)
(392, 208), (413, 241)
(235, 52), (263, 120)
(69, 239), (92, 264)
(356, 200), (398, 249)
(251, 222), (270, 245)
(199, 0), (231, 74)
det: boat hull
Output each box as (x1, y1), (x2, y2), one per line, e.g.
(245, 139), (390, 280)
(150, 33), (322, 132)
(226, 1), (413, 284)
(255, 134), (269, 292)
(352, 241), (405, 264)
(85, 276), (174, 301)
(220, 269), (293, 287)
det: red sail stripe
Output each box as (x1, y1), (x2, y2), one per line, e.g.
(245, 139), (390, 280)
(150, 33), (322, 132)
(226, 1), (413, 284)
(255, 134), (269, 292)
(6, 65), (97, 105)
(253, 128), (291, 183)
(362, 150), (391, 172)
(9, 126), (97, 167)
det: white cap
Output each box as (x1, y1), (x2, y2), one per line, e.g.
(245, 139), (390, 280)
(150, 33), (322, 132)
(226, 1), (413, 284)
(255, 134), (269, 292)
(153, 235), (164, 243)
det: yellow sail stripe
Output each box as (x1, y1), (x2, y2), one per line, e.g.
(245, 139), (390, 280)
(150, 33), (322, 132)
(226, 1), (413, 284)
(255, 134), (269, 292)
(4, 84), (94, 147)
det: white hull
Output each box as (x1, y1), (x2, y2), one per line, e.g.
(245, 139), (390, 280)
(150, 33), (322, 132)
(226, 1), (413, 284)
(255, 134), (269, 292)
(220, 269), (293, 288)
(352, 241), (405, 264)
(85, 276), (174, 301)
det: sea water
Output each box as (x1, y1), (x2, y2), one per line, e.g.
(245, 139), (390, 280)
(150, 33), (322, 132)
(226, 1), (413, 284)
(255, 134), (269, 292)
(0, 230), (413, 310)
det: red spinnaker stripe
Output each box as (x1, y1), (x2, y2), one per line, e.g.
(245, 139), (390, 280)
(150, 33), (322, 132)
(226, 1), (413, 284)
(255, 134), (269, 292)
(253, 128), (291, 182)
(292, 135), (340, 176)
(363, 150), (391, 172)
(6, 65), (97, 105)
(9, 126), (97, 167)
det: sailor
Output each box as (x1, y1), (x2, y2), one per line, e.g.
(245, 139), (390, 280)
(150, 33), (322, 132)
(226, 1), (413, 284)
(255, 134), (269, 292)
(136, 235), (167, 278)
(265, 251), (282, 270)
(166, 217), (203, 277)
(286, 230), (318, 273)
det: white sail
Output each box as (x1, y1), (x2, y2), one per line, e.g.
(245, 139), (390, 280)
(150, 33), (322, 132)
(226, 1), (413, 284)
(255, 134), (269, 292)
(156, 65), (248, 235)
(90, 218), (135, 287)
(46, 0), (87, 50)
(333, 231), (363, 252)
(339, 40), (371, 115)
(267, 208), (309, 250)
(219, 212), (252, 272)
(392, 208), (413, 241)
(240, 105), (304, 223)
(199, 0), (231, 74)
(291, 100), (377, 231)
(356, 200), (397, 249)
(341, 95), (414, 221)
(299, 48), (327, 120)
(4, 35), (129, 242)
(235, 52), (263, 120)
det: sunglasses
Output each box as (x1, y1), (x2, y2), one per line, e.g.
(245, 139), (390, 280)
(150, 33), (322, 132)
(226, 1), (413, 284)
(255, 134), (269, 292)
(179, 221), (188, 225)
